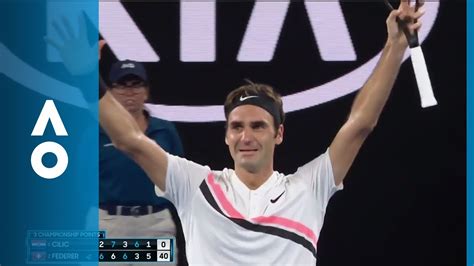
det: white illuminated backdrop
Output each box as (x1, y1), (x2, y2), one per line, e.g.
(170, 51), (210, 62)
(96, 1), (439, 122)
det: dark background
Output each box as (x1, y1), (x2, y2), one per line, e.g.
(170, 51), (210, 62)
(100, 2), (466, 265)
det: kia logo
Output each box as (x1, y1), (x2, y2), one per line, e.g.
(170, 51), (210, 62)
(47, 1), (440, 122)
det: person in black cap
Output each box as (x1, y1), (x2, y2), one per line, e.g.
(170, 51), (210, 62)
(99, 60), (187, 265)
(107, 60), (149, 119)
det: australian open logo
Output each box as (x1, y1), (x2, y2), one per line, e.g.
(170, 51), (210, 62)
(31, 100), (69, 180)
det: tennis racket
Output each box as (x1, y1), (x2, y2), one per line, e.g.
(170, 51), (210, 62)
(384, 0), (437, 108)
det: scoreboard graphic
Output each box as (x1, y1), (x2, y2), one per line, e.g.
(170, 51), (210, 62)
(99, 239), (174, 263)
(26, 230), (174, 263)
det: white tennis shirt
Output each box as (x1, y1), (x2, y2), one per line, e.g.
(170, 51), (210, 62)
(161, 149), (343, 265)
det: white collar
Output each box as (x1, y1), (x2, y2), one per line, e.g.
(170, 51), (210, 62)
(230, 170), (278, 196)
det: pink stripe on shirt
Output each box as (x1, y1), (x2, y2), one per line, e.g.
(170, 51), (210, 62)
(251, 215), (317, 247)
(207, 173), (244, 219)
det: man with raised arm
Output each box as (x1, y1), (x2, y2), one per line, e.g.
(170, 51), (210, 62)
(98, 2), (423, 264)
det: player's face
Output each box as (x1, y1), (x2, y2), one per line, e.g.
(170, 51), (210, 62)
(110, 79), (148, 114)
(225, 105), (283, 173)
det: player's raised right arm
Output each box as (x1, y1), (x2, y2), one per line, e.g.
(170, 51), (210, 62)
(99, 92), (168, 191)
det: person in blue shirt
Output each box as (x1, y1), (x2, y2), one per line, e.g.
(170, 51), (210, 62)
(99, 60), (186, 266)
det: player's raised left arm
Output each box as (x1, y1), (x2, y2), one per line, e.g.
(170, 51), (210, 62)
(329, 1), (424, 186)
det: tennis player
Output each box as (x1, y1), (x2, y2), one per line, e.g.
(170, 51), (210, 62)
(98, 1), (424, 264)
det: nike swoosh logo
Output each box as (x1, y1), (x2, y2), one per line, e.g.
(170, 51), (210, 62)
(103, 143), (114, 147)
(270, 191), (285, 204)
(239, 95), (258, 101)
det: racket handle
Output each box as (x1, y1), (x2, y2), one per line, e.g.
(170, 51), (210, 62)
(410, 46), (437, 108)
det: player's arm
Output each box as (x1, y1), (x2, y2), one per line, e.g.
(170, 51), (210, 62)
(329, 1), (424, 186)
(99, 92), (168, 190)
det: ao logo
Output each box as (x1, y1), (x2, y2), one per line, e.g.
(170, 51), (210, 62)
(98, 1), (440, 122)
(31, 100), (68, 180)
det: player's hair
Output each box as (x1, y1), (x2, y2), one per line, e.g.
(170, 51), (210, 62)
(224, 81), (285, 133)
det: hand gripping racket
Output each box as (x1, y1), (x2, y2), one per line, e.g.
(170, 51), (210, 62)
(384, 0), (437, 108)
